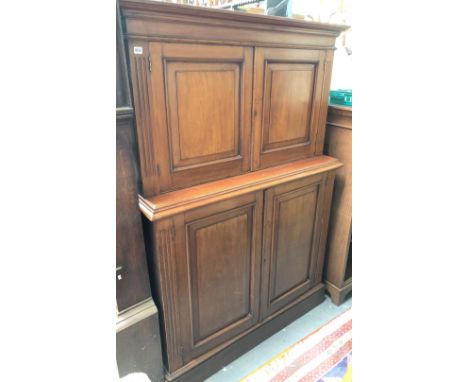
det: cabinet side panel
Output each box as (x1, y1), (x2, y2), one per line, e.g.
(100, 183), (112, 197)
(324, 112), (352, 287)
(116, 115), (152, 311)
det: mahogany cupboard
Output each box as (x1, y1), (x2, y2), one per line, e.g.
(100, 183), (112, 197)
(120, 1), (348, 380)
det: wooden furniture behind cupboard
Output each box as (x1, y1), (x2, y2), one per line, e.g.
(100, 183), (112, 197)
(116, 2), (164, 381)
(324, 105), (352, 305)
(120, 1), (348, 380)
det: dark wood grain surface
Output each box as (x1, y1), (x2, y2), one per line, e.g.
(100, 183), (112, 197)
(116, 110), (152, 311)
(324, 105), (352, 305)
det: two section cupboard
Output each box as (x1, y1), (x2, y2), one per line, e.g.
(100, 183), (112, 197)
(120, 1), (348, 380)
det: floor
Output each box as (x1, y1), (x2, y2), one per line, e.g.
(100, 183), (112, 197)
(206, 295), (352, 382)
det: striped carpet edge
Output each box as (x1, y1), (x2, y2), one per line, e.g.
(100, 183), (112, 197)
(240, 308), (352, 382)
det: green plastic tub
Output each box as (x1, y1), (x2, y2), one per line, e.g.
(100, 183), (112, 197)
(329, 89), (352, 107)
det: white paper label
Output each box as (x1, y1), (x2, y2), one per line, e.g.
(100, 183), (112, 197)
(133, 46), (143, 55)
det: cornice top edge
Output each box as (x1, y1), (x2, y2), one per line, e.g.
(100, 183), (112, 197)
(120, 0), (350, 35)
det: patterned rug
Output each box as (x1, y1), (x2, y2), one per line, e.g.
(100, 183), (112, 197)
(241, 308), (352, 382)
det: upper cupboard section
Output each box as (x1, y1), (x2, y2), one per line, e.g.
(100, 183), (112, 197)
(128, 42), (333, 196)
(122, 1), (347, 197)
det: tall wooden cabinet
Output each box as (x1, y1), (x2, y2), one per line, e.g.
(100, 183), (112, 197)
(120, 1), (347, 380)
(324, 105), (352, 305)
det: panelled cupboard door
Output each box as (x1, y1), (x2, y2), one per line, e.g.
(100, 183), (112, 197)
(160, 192), (263, 366)
(260, 174), (329, 319)
(252, 48), (333, 170)
(128, 41), (253, 196)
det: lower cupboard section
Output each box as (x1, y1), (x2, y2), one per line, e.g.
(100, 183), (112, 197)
(145, 169), (337, 381)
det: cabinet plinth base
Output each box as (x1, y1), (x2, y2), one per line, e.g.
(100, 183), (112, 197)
(116, 299), (164, 382)
(325, 280), (352, 306)
(165, 285), (325, 382)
